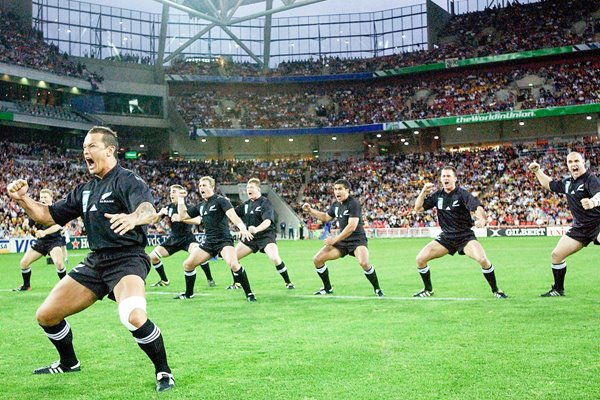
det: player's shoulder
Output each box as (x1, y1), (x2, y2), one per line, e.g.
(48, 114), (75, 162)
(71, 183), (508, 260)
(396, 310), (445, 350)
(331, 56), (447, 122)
(456, 187), (471, 195)
(216, 195), (233, 205)
(347, 196), (360, 205)
(116, 166), (146, 184)
(584, 171), (600, 181)
(258, 195), (271, 205)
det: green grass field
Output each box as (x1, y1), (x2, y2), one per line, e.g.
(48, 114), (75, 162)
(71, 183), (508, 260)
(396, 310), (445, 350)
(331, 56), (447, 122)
(1, 237), (599, 400)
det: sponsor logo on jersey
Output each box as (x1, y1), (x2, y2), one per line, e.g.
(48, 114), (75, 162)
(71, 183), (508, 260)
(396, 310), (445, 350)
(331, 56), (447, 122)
(99, 191), (114, 203)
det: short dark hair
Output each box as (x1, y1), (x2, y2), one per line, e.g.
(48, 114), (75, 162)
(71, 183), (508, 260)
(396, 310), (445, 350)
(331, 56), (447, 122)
(334, 179), (351, 190)
(88, 126), (118, 149)
(441, 165), (457, 176)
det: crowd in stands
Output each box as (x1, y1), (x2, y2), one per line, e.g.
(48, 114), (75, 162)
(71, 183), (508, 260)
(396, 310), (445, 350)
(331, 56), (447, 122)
(0, 9), (102, 84)
(15, 101), (88, 123)
(166, 0), (600, 78)
(174, 58), (600, 129)
(168, 59), (263, 77)
(101, 52), (153, 65)
(2, 139), (599, 239)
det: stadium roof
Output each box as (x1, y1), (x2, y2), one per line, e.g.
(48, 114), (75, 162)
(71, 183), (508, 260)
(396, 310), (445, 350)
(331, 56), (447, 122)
(181, 0), (268, 13)
(155, 0), (326, 23)
(153, 0), (326, 67)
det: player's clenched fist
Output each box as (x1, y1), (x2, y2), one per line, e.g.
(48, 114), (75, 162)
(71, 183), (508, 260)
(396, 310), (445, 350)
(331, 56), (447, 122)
(7, 179), (29, 200)
(302, 203), (311, 212)
(581, 198), (599, 210)
(528, 162), (540, 173)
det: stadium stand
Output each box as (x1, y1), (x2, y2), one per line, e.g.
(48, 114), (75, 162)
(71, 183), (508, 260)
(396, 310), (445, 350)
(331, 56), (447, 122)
(172, 58), (600, 129)
(14, 101), (87, 123)
(0, 9), (102, 82)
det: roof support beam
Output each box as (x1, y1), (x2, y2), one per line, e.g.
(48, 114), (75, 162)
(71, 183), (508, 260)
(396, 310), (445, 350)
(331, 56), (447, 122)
(262, 0), (273, 70)
(220, 24), (263, 66)
(153, 0), (327, 67)
(155, 2), (171, 67)
(164, 23), (217, 63)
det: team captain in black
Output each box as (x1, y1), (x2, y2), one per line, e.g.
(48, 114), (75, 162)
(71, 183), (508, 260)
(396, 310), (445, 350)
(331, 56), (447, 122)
(529, 152), (600, 297)
(413, 165), (507, 299)
(13, 188), (67, 291)
(229, 178), (294, 290)
(302, 179), (383, 297)
(148, 184), (215, 288)
(7, 126), (174, 392)
(175, 176), (256, 301)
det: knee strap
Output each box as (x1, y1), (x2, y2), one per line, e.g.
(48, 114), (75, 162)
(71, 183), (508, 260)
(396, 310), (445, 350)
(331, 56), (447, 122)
(118, 296), (147, 331)
(150, 249), (163, 261)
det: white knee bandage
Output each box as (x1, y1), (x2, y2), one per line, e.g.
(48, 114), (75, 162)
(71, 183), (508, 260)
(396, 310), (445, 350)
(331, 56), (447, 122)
(118, 296), (147, 331)
(150, 249), (163, 260)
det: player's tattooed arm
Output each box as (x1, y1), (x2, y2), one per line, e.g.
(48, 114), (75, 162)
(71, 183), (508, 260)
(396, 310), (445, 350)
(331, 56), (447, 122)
(134, 202), (158, 225)
(105, 201), (157, 235)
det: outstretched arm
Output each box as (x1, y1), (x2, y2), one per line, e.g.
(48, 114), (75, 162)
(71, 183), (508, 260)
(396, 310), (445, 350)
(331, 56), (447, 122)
(302, 203), (333, 222)
(528, 162), (552, 190)
(7, 179), (56, 226)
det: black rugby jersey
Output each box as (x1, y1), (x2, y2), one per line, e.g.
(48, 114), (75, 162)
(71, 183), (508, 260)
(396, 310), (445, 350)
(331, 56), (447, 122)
(234, 196), (275, 238)
(48, 165), (154, 251)
(326, 196), (366, 242)
(188, 195), (233, 242)
(550, 170), (600, 229)
(165, 203), (193, 237)
(423, 187), (482, 234)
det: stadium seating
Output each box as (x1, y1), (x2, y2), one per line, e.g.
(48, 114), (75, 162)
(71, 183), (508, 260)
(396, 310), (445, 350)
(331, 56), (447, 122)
(173, 59), (600, 129)
(0, 9), (101, 82)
